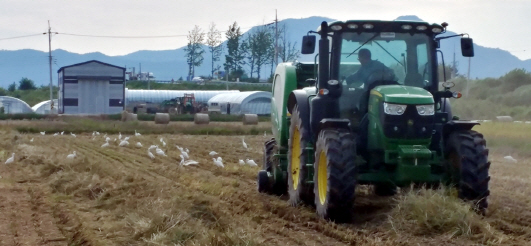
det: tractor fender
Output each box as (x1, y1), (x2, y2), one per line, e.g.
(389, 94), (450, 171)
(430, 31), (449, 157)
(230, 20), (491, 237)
(288, 90), (312, 139)
(443, 120), (479, 138)
(441, 98), (452, 119)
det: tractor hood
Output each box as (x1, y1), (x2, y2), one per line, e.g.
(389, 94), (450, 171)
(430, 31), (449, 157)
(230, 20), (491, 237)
(373, 85), (434, 104)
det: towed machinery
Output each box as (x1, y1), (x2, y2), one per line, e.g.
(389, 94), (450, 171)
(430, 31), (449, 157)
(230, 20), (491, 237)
(258, 20), (490, 221)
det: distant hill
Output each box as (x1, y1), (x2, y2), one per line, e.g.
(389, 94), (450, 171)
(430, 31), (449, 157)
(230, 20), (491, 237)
(1, 16), (529, 87)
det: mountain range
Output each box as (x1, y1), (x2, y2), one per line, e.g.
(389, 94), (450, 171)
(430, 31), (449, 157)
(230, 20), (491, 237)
(1, 15), (529, 88)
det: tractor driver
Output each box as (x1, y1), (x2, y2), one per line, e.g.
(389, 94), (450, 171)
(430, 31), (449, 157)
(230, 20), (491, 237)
(345, 48), (396, 87)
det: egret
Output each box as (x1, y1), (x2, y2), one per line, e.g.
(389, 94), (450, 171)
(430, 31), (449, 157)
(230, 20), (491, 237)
(504, 156), (517, 163)
(124, 136), (130, 141)
(183, 160), (199, 166)
(5, 153), (15, 164)
(136, 142), (143, 148)
(239, 159), (245, 165)
(61, 131), (64, 135)
(101, 141), (110, 148)
(246, 159), (258, 167)
(147, 150), (155, 159)
(209, 151), (218, 156)
(180, 150), (189, 160)
(105, 137), (111, 142)
(92, 132), (95, 137)
(53, 133), (59, 136)
(242, 137), (248, 149)
(118, 132), (122, 140)
(95, 131), (100, 135)
(30, 138), (34, 142)
(119, 140), (129, 147)
(264, 131), (267, 137)
(160, 137), (164, 143)
(217, 156), (222, 162)
(179, 154), (184, 165)
(40, 131), (45, 135)
(156, 147), (167, 156)
(67, 151), (77, 159)
(103, 133), (107, 138)
(185, 148), (189, 153)
(213, 158), (224, 168)
(149, 145), (158, 151)
(71, 132), (76, 138)
(162, 139), (167, 147)
(135, 130), (141, 136)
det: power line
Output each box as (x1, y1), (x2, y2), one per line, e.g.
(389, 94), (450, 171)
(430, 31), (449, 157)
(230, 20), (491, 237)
(59, 33), (188, 38)
(0, 33), (44, 41)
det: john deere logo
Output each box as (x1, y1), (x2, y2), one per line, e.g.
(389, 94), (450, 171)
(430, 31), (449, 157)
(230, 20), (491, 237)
(408, 119), (414, 126)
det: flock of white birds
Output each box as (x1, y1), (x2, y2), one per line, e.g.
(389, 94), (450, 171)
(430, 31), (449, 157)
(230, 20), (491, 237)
(4, 130), (260, 169)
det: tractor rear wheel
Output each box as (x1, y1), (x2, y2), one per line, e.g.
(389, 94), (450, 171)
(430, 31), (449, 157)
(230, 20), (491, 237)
(288, 105), (314, 205)
(314, 129), (357, 222)
(445, 130), (490, 214)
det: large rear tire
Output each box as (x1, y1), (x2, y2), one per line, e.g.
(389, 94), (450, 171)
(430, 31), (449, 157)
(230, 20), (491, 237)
(314, 129), (357, 222)
(445, 130), (490, 214)
(288, 105), (314, 206)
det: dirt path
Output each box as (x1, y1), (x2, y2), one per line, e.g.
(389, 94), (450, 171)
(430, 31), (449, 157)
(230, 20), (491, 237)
(0, 171), (67, 245)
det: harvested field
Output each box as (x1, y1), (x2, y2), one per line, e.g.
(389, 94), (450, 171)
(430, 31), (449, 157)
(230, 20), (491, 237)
(0, 121), (529, 245)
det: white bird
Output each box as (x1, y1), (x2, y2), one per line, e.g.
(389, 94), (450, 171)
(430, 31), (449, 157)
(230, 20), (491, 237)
(67, 151), (77, 159)
(160, 137), (164, 143)
(61, 131), (64, 135)
(213, 158), (224, 168)
(182, 160), (199, 166)
(124, 136), (130, 141)
(113, 138), (117, 142)
(30, 138), (34, 142)
(180, 150), (189, 160)
(264, 131), (267, 137)
(92, 132), (95, 137)
(209, 151), (218, 156)
(147, 150), (155, 159)
(71, 132), (76, 138)
(53, 132), (59, 136)
(135, 130), (141, 136)
(40, 131), (45, 135)
(246, 159), (258, 167)
(103, 133), (107, 138)
(217, 156), (222, 162)
(5, 153), (15, 164)
(239, 159), (245, 165)
(95, 131), (100, 135)
(504, 156), (517, 163)
(105, 137), (111, 142)
(118, 132), (122, 140)
(185, 148), (189, 153)
(119, 140), (129, 147)
(162, 139), (167, 147)
(101, 141), (110, 148)
(176, 145), (183, 152)
(136, 142), (143, 148)
(156, 147), (166, 156)
(149, 145), (158, 151)
(242, 137), (248, 149)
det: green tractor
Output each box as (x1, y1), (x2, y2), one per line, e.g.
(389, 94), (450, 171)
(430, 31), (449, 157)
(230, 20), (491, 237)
(257, 20), (490, 222)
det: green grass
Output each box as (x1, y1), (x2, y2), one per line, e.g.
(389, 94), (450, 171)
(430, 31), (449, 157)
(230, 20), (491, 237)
(474, 122), (531, 157)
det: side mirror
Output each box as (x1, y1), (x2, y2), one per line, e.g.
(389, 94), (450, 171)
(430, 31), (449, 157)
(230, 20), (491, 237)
(461, 37), (474, 57)
(301, 35), (316, 54)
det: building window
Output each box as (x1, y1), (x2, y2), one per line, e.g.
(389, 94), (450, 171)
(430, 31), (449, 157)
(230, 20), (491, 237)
(211, 102), (218, 106)
(109, 99), (123, 107)
(63, 98), (78, 106)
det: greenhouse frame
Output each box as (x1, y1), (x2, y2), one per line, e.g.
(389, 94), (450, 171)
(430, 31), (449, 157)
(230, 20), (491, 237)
(207, 91), (272, 115)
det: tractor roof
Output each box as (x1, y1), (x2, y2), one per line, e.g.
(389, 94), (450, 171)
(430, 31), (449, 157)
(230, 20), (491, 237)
(316, 20), (444, 35)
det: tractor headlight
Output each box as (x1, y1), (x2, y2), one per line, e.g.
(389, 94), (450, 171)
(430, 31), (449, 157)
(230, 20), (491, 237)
(384, 102), (407, 115)
(416, 104), (435, 115)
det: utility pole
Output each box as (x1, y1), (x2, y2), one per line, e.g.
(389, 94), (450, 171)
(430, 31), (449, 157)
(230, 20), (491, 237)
(45, 21), (57, 113)
(274, 9), (278, 68)
(466, 57), (471, 96)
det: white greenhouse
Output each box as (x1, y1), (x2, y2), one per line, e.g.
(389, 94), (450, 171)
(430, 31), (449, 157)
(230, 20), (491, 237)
(207, 91), (272, 115)
(0, 96), (34, 114)
(32, 99), (58, 114)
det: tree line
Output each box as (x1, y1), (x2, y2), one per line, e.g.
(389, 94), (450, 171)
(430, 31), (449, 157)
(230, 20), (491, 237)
(184, 22), (300, 82)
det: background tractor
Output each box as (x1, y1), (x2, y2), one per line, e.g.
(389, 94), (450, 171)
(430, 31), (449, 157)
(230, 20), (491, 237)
(257, 20), (490, 222)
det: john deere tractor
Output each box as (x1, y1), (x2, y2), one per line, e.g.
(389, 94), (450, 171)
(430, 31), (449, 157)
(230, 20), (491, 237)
(257, 20), (490, 222)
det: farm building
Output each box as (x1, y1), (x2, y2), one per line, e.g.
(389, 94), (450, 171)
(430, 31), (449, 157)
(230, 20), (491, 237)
(207, 91), (272, 115)
(32, 99), (58, 114)
(57, 60), (125, 114)
(124, 89), (239, 111)
(0, 96), (34, 114)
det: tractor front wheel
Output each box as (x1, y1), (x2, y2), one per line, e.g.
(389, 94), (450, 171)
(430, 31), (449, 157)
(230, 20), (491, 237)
(288, 105), (313, 205)
(445, 130), (490, 214)
(262, 138), (286, 195)
(314, 129), (357, 222)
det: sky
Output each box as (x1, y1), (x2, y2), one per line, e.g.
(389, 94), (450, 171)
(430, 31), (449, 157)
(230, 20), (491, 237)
(1, 0), (530, 60)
